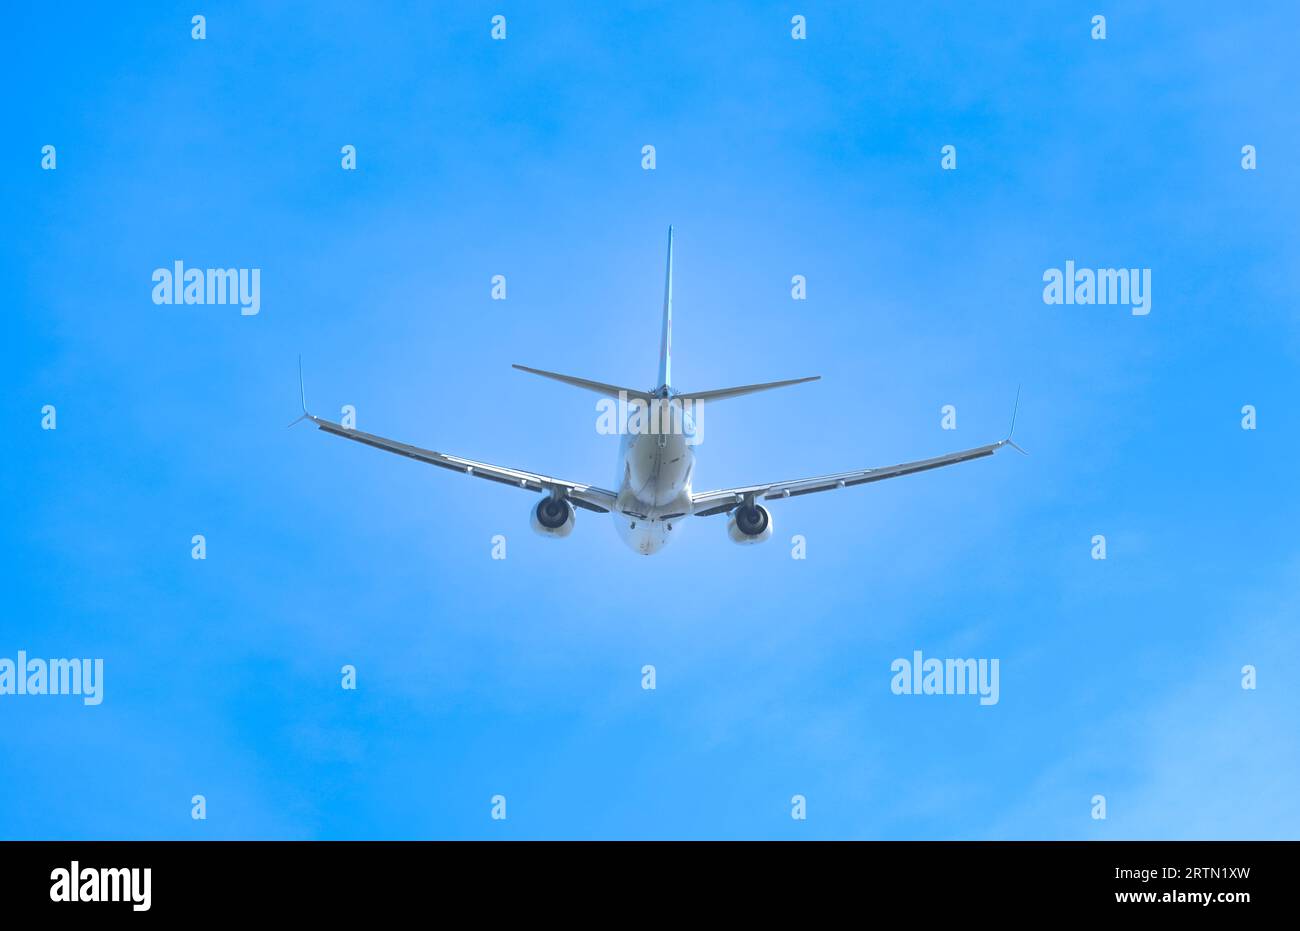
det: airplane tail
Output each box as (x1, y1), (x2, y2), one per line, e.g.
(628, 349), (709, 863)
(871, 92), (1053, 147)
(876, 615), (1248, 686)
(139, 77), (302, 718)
(510, 364), (654, 401)
(658, 225), (673, 390)
(513, 225), (820, 404)
(675, 376), (820, 403)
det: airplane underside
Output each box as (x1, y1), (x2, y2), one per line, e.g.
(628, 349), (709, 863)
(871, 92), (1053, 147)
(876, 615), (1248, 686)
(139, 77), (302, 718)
(613, 431), (695, 555)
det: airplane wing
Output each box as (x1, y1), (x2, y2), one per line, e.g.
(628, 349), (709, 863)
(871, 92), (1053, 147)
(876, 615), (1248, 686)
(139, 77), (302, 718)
(291, 361), (617, 512)
(690, 437), (1021, 517)
(301, 414), (619, 513)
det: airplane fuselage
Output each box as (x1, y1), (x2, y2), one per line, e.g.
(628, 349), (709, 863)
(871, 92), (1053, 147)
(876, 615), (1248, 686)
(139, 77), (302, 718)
(611, 396), (697, 555)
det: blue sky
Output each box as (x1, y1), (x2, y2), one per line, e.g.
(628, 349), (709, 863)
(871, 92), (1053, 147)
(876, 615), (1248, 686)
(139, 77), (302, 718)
(3, 1), (1298, 839)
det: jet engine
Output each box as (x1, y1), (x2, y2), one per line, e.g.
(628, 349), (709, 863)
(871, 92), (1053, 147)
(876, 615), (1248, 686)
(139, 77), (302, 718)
(531, 496), (576, 538)
(727, 504), (773, 544)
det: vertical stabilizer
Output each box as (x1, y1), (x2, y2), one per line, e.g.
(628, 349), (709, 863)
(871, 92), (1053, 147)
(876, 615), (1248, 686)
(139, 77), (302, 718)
(657, 226), (674, 390)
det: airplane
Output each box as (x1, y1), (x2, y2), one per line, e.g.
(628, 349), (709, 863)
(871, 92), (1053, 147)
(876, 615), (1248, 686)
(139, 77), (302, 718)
(293, 227), (1023, 555)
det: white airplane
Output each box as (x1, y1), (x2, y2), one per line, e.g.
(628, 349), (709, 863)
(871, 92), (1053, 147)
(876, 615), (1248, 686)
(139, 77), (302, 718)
(295, 228), (1023, 555)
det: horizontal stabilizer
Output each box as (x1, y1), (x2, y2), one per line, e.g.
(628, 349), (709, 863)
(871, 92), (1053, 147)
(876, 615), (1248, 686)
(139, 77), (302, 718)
(512, 364), (654, 400)
(678, 376), (820, 404)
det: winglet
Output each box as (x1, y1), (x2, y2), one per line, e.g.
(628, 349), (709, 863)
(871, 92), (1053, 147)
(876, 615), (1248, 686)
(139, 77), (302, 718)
(288, 355), (313, 427)
(1004, 385), (1027, 455)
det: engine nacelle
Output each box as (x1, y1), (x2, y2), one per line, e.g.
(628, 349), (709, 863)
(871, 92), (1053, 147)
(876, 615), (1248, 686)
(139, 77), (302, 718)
(531, 496), (576, 538)
(727, 504), (773, 545)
